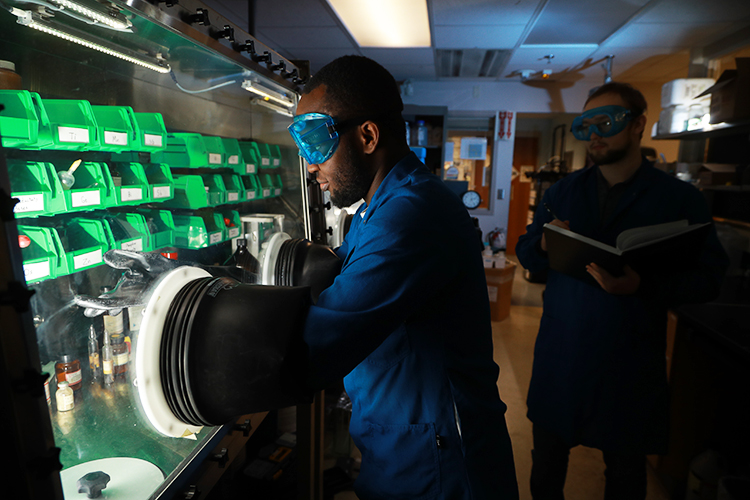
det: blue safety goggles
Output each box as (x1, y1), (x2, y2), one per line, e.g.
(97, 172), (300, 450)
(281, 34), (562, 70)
(570, 105), (635, 141)
(288, 112), (370, 165)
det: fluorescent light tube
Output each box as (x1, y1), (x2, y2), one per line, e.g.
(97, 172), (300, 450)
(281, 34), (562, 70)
(48, 0), (131, 30)
(251, 97), (293, 117)
(242, 79), (295, 108)
(327, 0), (431, 48)
(16, 13), (169, 73)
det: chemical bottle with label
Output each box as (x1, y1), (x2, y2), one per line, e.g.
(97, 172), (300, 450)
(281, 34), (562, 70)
(111, 333), (129, 377)
(416, 120), (428, 146)
(56, 380), (75, 412)
(56, 354), (82, 391)
(101, 286), (124, 336)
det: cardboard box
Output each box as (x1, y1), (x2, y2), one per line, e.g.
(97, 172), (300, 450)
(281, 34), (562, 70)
(697, 58), (750, 124)
(697, 164), (739, 186)
(485, 261), (516, 322)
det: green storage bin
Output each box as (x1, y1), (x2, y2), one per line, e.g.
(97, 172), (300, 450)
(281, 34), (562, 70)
(8, 160), (66, 217)
(219, 173), (243, 204)
(40, 99), (98, 151)
(156, 133), (208, 167)
(268, 144), (282, 168)
(173, 212), (225, 249)
(218, 209), (241, 240)
(103, 212), (149, 252)
(202, 135), (227, 168)
(49, 160), (107, 212)
(0, 90), (53, 148)
(239, 175), (260, 201)
(238, 141), (261, 173)
(101, 162), (150, 206)
(91, 105), (140, 152)
(17, 225), (60, 283)
(270, 173), (283, 197)
(137, 209), (175, 251)
(133, 112), (167, 152)
(30, 217), (109, 276)
(162, 174), (226, 209)
(256, 142), (272, 168)
(258, 173), (274, 199)
(143, 163), (174, 203)
(222, 138), (244, 174)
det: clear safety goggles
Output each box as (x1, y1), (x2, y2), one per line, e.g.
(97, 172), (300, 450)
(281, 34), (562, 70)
(570, 105), (635, 141)
(288, 112), (364, 165)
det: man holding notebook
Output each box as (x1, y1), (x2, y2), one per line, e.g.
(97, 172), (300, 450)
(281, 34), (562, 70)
(516, 82), (729, 500)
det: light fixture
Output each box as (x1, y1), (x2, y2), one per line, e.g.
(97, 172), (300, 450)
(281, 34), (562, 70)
(241, 75), (295, 109)
(250, 97), (293, 117)
(47, 0), (132, 31)
(13, 10), (169, 73)
(326, 0), (430, 48)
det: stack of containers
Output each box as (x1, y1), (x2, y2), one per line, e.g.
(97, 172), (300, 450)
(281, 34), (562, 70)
(657, 78), (715, 135)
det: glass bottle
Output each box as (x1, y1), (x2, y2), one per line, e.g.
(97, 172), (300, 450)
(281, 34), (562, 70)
(56, 355), (82, 391)
(101, 287), (124, 335)
(228, 238), (260, 284)
(102, 331), (114, 386)
(56, 380), (75, 412)
(111, 333), (128, 377)
(88, 325), (101, 381)
(416, 120), (428, 146)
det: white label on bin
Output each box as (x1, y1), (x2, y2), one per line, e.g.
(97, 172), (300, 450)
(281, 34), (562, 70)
(71, 190), (101, 208)
(144, 134), (163, 147)
(120, 188), (143, 202)
(273, 158), (280, 166)
(246, 164), (256, 174)
(228, 155), (239, 165)
(121, 239), (143, 252)
(209, 232), (222, 245)
(228, 227), (240, 238)
(153, 186), (170, 199)
(261, 157), (270, 166)
(209, 153), (222, 164)
(263, 189), (271, 197)
(246, 191), (256, 200)
(74, 248), (103, 270)
(58, 126), (89, 144)
(274, 188), (281, 196)
(24, 261), (50, 282)
(227, 192), (239, 202)
(104, 131), (128, 145)
(14, 194), (44, 213)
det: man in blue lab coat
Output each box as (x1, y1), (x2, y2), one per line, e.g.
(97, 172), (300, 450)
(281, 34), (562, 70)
(516, 82), (728, 500)
(291, 56), (518, 499)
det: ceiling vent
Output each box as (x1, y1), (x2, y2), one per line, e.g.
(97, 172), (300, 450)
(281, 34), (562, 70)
(436, 49), (511, 78)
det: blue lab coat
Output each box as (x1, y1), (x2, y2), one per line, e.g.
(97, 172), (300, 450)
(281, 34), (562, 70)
(516, 161), (728, 454)
(303, 153), (519, 499)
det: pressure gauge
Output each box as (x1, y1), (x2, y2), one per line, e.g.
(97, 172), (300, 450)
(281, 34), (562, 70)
(462, 190), (482, 210)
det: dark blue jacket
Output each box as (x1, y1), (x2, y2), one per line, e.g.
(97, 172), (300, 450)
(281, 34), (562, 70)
(516, 161), (728, 453)
(303, 153), (519, 499)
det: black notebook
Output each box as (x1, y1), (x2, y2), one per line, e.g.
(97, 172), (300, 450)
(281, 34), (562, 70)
(543, 220), (711, 283)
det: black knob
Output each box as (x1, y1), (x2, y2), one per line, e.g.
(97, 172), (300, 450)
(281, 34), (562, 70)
(326, 226), (333, 236)
(77, 471), (111, 499)
(233, 419), (252, 436)
(215, 25), (234, 41)
(183, 485), (200, 499)
(269, 60), (285, 72)
(210, 448), (229, 468)
(253, 51), (272, 64)
(189, 8), (210, 26)
(282, 68), (298, 80)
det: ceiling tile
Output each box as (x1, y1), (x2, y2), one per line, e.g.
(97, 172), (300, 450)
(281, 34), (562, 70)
(254, 0), (338, 27)
(525, 0), (651, 45)
(431, 0), (540, 26)
(433, 25), (526, 49)
(637, 0), (750, 23)
(360, 48), (434, 65)
(603, 22), (736, 49)
(257, 27), (355, 50)
(383, 64), (437, 81)
(508, 45), (600, 69)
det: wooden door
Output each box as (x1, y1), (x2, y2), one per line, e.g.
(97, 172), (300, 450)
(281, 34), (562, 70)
(506, 136), (538, 255)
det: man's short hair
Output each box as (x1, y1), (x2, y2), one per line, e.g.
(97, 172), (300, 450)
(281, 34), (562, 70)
(586, 82), (648, 116)
(303, 55), (405, 137)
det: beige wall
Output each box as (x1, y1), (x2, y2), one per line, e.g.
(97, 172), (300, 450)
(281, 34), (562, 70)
(636, 82), (681, 163)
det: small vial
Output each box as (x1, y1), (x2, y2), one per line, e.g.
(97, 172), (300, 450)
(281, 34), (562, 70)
(111, 333), (129, 377)
(101, 287), (124, 335)
(56, 355), (82, 391)
(56, 380), (75, 412)
(88, 325), (101, 381)
(102, 331), (114, 386)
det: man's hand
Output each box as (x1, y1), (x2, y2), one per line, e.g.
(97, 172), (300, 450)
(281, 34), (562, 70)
(586, 263), (641, 295)
(540, 219), (570, 252)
